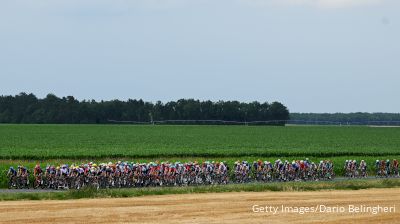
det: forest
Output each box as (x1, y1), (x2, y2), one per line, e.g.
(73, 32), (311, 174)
(0, 93), (289, 124)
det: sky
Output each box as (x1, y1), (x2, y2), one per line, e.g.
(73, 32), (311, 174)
(0, 0), (399, 113)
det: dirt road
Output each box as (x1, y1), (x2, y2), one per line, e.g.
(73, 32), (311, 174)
(1, 188), (399, 224)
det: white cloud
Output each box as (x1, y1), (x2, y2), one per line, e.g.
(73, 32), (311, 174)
(240, 0), (384, 9)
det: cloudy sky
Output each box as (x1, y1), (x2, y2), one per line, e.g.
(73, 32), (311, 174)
(0, 0), (399, 113)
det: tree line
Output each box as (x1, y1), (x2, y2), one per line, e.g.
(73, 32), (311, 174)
(0, 93), (289, 124)
(290, 113), (400, 125)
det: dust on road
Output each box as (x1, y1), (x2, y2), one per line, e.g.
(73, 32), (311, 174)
(1, 188), (399, 224)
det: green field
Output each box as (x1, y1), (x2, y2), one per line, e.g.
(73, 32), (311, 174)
(1, 124), (400, 189)
(1, 124), (400, 159)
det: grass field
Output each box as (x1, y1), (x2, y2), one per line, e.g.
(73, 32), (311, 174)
(1, 124), (400, 159)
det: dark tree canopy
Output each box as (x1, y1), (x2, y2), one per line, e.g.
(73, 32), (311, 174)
(290, 113), (400, 125)
(0, 93), (290, 125)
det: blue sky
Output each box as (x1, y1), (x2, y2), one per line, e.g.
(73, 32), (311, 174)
(0, 0), (399, 113)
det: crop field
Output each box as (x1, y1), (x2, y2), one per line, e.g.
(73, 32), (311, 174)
(1, 124), (400, 159)
(1, 124), (400, 188)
